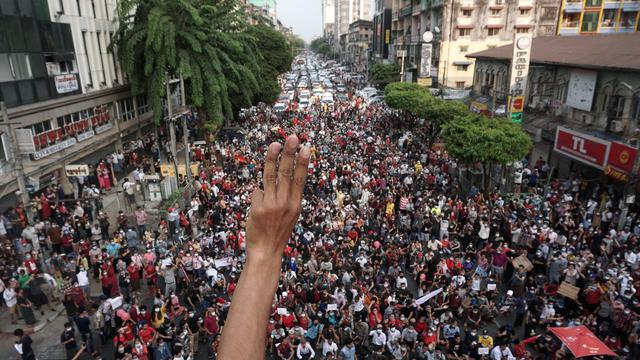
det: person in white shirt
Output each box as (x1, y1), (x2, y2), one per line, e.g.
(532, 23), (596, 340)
(321, 338), (338, 357)
(491, 343), (514, 360)
(3, 283), (18, 323)
(296, 338), (316, 359)
(369, 325), (387, 350)
(76, 267), (90, 299)
(387, 326), (401, 344)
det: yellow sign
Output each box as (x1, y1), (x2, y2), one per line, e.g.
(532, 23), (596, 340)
(417, 77), (432, 87)
(160, 163), (200, 178)
(509, 95), (525, 113)
(385, 29), (390, 44)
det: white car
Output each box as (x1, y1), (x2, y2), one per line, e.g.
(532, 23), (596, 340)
(273, 102), (287, 112)
(321, 92), (334, 104)
(299, 98), (310, 109)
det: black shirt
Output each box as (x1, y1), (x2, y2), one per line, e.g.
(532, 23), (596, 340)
(75, 315), (91, 334)
(60, 329), (77, 350)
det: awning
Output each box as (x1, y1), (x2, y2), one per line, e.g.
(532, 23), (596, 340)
(461, 6), (474, 10)
(549, 326), (618, 358)
(518, 5), (533, 9)
(489, 5), (504, 9)
(487, 24), (504, 28)
(457, 24), (474, 29)
(515, 24), (533, 28)
(453, 60), (473, 65)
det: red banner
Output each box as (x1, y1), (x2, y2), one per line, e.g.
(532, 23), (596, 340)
(554, 127), (610, 169)
(607, 141), (636, 174)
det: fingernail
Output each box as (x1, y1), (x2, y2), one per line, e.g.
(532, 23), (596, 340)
(300, 146), (310, 159)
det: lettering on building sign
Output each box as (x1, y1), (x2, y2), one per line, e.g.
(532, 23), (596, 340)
(76, 130), (95, 142)
(95, 122), (114, 134)
(508, 34), (532, 124)
(604, 165), (628, 182)
(65, 164), (90, 177)
(571, 136), (587, 154)
(32, 138), (77, 161)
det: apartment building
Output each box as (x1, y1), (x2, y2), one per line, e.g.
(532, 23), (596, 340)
(389, 0), (559, 89)
(372, 0), (393, 62)
(249, 0), (278, 25)
(346, 20), (373, 72)
(334, 0), (372, 52)
(322, 0), (336, 39)
(557, 0), (639, 35)
(0, 0), (152, 205)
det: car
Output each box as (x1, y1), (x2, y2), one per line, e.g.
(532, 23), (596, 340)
(336, 84), (347, 92)
(366, 95), (385, 105)
(336, 93), (348, 101)
(299, 98), (310, 109)
(278, 94), (289, 103)
(273, 102), (287, 112)
(218, 127), (247, 141)
(320, 92), (334, 104)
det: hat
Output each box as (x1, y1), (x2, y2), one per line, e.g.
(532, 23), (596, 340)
(507, 290), (514, 296)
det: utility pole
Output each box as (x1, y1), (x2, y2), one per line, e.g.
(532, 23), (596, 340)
(180, 75), (192, 196)
(1, 102), (32, 222)
(166, 74), (179, 183)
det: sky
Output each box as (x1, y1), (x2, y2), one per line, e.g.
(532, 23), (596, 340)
(277, 0), (323, 43)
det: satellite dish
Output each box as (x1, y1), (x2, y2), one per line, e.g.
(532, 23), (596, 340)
(434, 26), (441, 34)
(422, 31), (434, 43)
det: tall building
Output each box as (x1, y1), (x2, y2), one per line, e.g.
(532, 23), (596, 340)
(322, 0), (336, 39)
(334, 0), (373, 54)
(0, 0), (152, 205)
(249, 0), (278, 25)
(346, 20), (373, 72)
(556, 0), (639, 35)
(389, 0), (559, 88)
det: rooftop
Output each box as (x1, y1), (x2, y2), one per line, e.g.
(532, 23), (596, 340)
(466, 33), (640, 72)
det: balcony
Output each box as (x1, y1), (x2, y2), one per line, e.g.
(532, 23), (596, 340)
(401, 6), (412, 17)
(559, 26), (580, 35)
(599, 24), (618, 32)
(622, 0), (640, 11)
(518, 0), (534, 7)
(564, 1), (584, 12)
(487, 16), (504, 26)
(604, 0), (621, 8)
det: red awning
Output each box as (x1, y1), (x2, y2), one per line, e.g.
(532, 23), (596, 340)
(457, 24), (474, 29)
(515, 24), (532, 28)
(487, 24), (504, 28)
(461, 6), (474, 10)
(549, 326), (618, 358)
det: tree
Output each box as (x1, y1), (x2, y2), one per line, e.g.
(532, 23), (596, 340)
(243, 24), (294, 106)
(310, 37), (336, 59)
(442, 115), (533, 189)
(111, 0), (259, 130)
(384, 82), (431, 115)
(370, 63), (401, 87)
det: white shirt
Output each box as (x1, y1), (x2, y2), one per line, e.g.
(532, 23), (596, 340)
(491, 345), (514, 360)
(369, 330), (387, 346)
(3, 287), (17, 307)
(322, 341), (338, 356)
(77, 270), (89, 287)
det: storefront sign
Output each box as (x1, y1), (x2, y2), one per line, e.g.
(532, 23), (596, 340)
(604, 165), (629, 182)
(419, 43), (432, 78)
(554, 127), (610, 169)
(607, 141), (636, 174)
(54, 74), (79, 94)
(95, 122), (113, 134)
(508, 33), (532, 124)
(65, 164), (90, 177)
(76, 130), (95, 142)
(417, 77), (432, 87)
(32, 138), (77, 160)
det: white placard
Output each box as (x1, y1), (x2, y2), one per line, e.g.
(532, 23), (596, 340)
(566, 69), (597, 112)
(478, 347), (489, 355)
(416, 288), (443, 305)
(487, 283), (497, 291)
(76, 130), (95, 142)
(214, 256), (232, 269)
(109, 295), (123, 309)
(327, 304), (338, 311)
(55, 74), (79, 94)
(277, 308), (287, 315)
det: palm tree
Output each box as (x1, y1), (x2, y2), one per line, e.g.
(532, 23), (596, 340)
(111, 0), (258, 130)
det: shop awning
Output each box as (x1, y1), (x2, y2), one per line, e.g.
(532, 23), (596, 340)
(457, 24), (474, 29)
(515, 24), (533, 28)
(487, 24), (504, 28)
(549, 326), (618, 358)
(453, 60), (473, 65)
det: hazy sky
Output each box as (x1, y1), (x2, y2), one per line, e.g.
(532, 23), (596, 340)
(277, 0), (323, 42)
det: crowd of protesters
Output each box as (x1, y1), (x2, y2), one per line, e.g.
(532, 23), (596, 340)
(2, 61), (640, 360)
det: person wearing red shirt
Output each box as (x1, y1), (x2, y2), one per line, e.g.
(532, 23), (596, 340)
(280, 311), (296, 329)
(138, 321), (156, 346)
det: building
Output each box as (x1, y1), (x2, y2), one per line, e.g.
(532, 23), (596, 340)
(322, 0), (336, 39)
(333, 0), (372, 53)
(248, 0), (278, 25)
(557, 0), (639, 36)
(389, 0), (559, 88)
(467, 34), (640, 181)
(0, 0), (152, 206)
(372, 0), (393, 62)
(346, 20), (373, 72)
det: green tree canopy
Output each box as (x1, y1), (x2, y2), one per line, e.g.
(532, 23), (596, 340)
(370, 63), (401, 87)
(112, 0), (261, 127)
(384, 82), (431, 115)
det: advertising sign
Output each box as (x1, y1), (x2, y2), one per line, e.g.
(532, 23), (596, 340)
(419, 43), (432, 78)
(603, 141), (637, 182)
(508, 33), (532, 123)
(65, 164), (90, 177)
(554, 127), (610, 169)
(54, 74), (79, 94)
(566, 69), (597, 112)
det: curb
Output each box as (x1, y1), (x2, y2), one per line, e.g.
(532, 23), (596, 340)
(0, 307), (65, 336)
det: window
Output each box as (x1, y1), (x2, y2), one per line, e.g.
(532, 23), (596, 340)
(631, 94), (640, 124)
(516, 27), (529, 33)
(456, 81), (466, 89)
(59, 61), (74, 73)
(491, 9), (501, 16)
(488, 28), (500, 36)
(620, 11), (637, 27)
(519, 9), (530, 16)
(459, 45), (469, 53)
(462, 9), (472, 16)
(585, 0), (602, 7)
(31, 120), (52, 135)
(601, 9), (617, 27)
(76, 0), (81, 16)
(457, 65), (469, 71)
(137, 94), (150, 114)
(581, 12), (599, 32)
(119, 97), (135, 122)
(82, 31), (93, 86)
(459, 28), (471, 36)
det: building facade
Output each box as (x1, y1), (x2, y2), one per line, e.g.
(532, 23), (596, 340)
(346, 20), (373, 72)
(0, 0), (153, 205)
(372, 0), (393, 62)
(467, 34), (640, 180)
(389, 0), (559, 89)
(249, 0), (278, 25)
(322, 0), (336, 39)
(334, 0), (372, 53)
(557, 0), (639, 35)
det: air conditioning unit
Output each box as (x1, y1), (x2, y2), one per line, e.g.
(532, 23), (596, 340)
(581, 113), (594, 125)
(611, 120), (624, 133)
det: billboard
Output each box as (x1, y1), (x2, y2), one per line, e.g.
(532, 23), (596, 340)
(566, 69), (597, 112)
(554, 127), (610, 169)
(508, 33), (533, 123)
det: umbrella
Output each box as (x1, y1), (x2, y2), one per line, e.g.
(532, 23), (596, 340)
(549, 326), (617, 358)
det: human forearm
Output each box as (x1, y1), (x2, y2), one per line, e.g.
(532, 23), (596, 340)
(218, 255), (280, 359)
